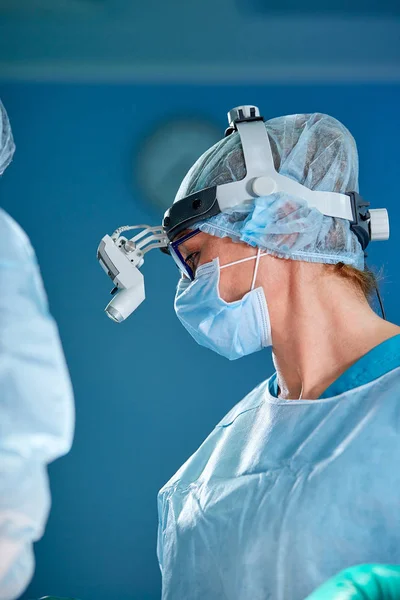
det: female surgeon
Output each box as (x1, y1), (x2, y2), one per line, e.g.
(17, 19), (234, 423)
(154, 108), (400, 600)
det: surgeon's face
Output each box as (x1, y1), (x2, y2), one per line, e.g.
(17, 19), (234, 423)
(174, 230), (263, 303)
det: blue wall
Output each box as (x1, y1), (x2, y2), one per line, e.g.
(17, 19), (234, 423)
(1, 83), (399, 600)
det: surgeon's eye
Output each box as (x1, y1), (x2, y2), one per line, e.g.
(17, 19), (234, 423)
(185, 252), (200, 272)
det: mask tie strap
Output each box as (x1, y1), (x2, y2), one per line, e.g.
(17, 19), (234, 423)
(251, 248), (262, 291)
(219, 248), (267, 290)
(220, 255), (258, 270)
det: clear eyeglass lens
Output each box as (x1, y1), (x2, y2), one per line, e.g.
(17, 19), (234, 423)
(170, 246), (192, 279)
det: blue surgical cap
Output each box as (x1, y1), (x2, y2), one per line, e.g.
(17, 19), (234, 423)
(175, 113), (364, 271)
(0, 100), (16, 176)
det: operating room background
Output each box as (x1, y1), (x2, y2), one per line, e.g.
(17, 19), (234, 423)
(0, 2), (399, 599)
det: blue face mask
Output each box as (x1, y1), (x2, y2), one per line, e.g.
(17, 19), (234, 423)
(174, 250), (272, 360)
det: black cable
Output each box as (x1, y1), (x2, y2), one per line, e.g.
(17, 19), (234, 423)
(365, 254), (386, 320)
(375, 284), (386, 320)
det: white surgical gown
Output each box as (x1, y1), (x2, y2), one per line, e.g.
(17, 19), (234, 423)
(158, 366), (400, 600)
(0, 209), (74, 600)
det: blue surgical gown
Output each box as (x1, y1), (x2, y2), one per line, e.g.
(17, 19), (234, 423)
(157, 334), (400, 600)
(0, 209), (74, 600)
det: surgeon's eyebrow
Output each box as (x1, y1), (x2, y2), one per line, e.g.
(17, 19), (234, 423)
(173, 229), (191, 242)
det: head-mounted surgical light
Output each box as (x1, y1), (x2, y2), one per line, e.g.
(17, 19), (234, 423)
(97, 105), (390, 322)
(97, 225), (168, 322)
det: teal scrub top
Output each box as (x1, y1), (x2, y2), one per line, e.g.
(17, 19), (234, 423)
(269, 333), (400, 399)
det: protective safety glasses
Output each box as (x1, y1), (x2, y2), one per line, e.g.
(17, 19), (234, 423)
(169, 229), (202, 281)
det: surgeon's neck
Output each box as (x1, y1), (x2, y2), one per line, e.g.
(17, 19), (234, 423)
(264, 260), (400, 400)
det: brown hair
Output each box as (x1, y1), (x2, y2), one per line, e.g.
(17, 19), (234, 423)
(329, 262), (378, 299)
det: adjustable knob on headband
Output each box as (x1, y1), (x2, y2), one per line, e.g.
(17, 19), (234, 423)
(252, 176), (277, 197)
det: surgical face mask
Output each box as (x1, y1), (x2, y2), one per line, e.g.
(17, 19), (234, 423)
(174, 249), (272, 360)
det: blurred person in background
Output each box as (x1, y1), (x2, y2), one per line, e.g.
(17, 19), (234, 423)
(0, 100), (74, 600)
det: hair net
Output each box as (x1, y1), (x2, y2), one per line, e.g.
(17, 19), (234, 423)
(0, 99), (16, 176)
(175, 113), (364, 271)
